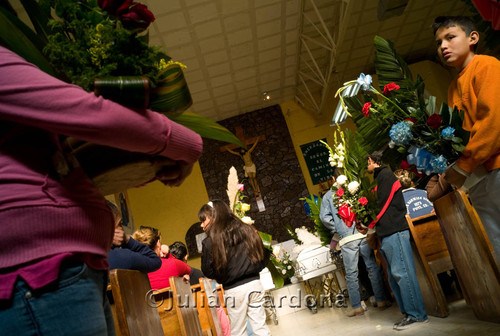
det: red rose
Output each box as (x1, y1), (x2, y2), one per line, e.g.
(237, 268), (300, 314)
(383, 83), (400, 95)
(362, 102), (371, 117)
(117, 1), (155, 31)
(358, 197), (368, 206)
(427, 113), (442, 129)
(336, 188), (344, 197)
(98, 0), (127, 13)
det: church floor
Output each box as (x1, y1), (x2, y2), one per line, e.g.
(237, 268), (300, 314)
(266, 299), (500, 335)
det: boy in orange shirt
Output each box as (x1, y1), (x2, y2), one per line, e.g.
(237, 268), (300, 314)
(433, 16), (500, 261)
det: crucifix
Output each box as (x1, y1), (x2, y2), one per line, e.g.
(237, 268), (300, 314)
(220, 126), (266, 211)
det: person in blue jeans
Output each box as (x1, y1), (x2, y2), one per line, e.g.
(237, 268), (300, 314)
(320, 189), (389, 317)
(367, 151), (429, 330)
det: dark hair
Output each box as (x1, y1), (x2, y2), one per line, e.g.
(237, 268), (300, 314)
(432, 16), (476, 36)
(170, 241), (188, 260)
(198, 203), (214, 223)
(202, 199), (264, 272)
(367, 151), (384, 165)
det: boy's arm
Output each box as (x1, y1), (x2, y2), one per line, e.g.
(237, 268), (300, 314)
(455, 59), (500, 174)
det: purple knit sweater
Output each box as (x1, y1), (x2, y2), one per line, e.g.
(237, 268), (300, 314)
(0, 47), (202, 298)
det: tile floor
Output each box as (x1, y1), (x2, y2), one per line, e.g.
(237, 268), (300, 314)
(266, 299), (500, 335)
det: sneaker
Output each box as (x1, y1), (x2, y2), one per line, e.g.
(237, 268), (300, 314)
(393, 317), (429, 330)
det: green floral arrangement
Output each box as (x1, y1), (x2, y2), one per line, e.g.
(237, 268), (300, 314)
(338, 36), (469, 174)
(321, 128), (378, 229)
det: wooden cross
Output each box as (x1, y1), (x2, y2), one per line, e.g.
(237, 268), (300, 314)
(219, 126), (266, 152)
(220, 126), (266, 211)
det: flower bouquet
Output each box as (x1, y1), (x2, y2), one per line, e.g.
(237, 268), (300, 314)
(337, 36), (469, 175)
(1, 0), (244, 194)
(322, 128), (378, 231)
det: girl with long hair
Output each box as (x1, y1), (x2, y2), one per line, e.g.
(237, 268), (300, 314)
(199, 200), (271, 336)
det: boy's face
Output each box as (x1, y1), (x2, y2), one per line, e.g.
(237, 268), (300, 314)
(435, 26), (478, 69)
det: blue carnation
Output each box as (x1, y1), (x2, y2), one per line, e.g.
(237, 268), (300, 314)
(389, 121), (413, 146)
(430, 155), (447, 174)
(441, 126), (455, 139)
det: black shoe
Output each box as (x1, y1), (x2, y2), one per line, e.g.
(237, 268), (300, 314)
(393, 317), (429, 330)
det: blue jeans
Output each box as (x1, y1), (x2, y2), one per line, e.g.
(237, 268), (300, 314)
(0, 261), (115, 336)
(380, 230), (427, 321)
(342, 238), (386, 308)
(469, 169), (500, 262)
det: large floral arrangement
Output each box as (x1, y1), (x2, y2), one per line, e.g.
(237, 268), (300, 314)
(271, 246), (295, 280)
(337, 36), (469, 175)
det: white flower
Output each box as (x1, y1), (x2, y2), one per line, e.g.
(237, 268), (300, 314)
(348, 181), (360, 194)
(332, 154), (339, 160)
(336, 143), (344, 151)
(287, 266), (292, 270)
(241, 216), (255, 225)
(337, 162), (343, 168)
(388, 140), (395, 149)
(337, 175), (347, 185)
(282, 269), (287, 275)
(273, 245), (281, 257)
(329, 161), (336, 167)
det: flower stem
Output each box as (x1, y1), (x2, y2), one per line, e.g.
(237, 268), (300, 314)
(370, 87), (409, 118)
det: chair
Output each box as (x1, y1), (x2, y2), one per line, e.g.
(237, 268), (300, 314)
(169, 276), (206, 336)
(199, 278), (225, 336)
(434, 189), (500, 323)
(405, 213), (453, 317)
(108, 269), (164, 336)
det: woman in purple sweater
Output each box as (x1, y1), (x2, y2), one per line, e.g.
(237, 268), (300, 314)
(0, 46), (202, 335)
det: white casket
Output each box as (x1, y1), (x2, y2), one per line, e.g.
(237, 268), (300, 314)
(295, 245), (337, 281)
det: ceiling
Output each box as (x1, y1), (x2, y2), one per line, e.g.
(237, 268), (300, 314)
(143, 0), (472, 121)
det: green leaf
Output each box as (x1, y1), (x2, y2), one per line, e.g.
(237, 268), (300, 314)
(258, 231), (273, 250)
(373, 35), (413, 89)
(20, 0), (51, 45)
(266, 261), (285, 289)
(171, 112), (245, 147)
(440, 103), (451, 125)
(425, 96), (436, 116)
(452, 143), (466, 152)
(451, 137), (462, 143)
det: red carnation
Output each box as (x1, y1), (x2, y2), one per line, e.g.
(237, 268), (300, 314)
(404, 117), (417, 125)
(117, 1), (155, 31)
(336, 188), (344, 197)
(427, 113), (442, 129)
(362, 102), (371, 117)
(358, 197), (368, 206)
(383, 83), (400, 95)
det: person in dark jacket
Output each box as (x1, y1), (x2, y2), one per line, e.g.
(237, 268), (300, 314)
(367, 152), (428, 331)
(107, 201), (162, 273)
(169, 241), (205, 286)
(199, 200), (271, 336)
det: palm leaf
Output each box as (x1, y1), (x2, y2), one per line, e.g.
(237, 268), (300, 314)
(0, 6), (55, 75)
(373, 35), (413, 89)
(171, 112), (245, 147)
(20, 0), (51, 45)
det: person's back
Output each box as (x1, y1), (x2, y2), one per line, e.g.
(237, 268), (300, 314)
(434, 16), (500, 261)
(395, 169), (434, 219)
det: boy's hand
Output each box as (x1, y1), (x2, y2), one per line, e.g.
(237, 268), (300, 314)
(155, 162), (195, 187)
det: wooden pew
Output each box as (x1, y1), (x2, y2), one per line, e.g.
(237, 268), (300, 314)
(199, 278), (225, 336)
(434, 189), (500, 323)
(153, 280), (214, 336)
(406, 213), (453, 317)
(169, 276), (206, 336)
(108, 269), (164, 336)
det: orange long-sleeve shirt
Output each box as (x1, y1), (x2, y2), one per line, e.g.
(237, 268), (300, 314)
(448, 55), (500, 174)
